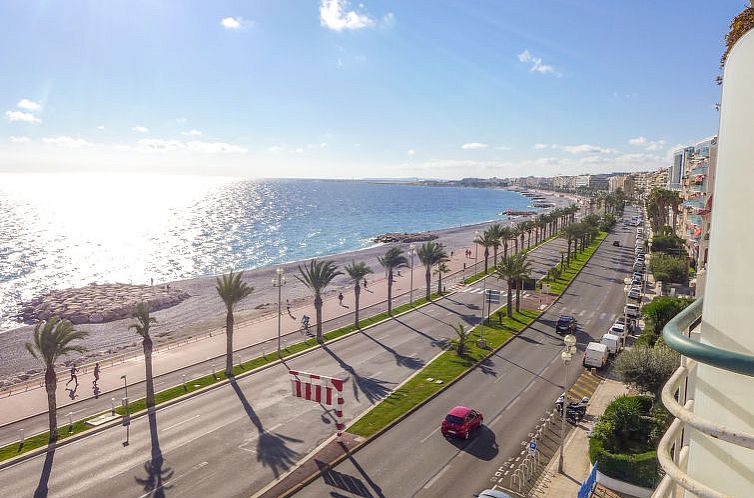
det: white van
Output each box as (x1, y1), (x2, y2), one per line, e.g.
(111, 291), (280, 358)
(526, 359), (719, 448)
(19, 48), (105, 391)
(609, 322), (627, 338)
(625, 303), (641, 319)
(601, 333), (623, 356)
(583, 342), (609, 368)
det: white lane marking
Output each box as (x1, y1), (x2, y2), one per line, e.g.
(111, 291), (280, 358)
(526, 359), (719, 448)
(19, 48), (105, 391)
(420, 427), (440, 443)
(578, 310), (586, 316)
(460, 288), (470, 293)
(164, 414), (200, 431)
(423, 465), (450, 489)
(599, 312), (607, 320)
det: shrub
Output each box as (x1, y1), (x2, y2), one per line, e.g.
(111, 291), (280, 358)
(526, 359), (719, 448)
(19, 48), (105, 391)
(614, 344), (680, 398)
(642, 296), (694, 335)
(649, 253), (688, 285)
(651, 235), (685, 255)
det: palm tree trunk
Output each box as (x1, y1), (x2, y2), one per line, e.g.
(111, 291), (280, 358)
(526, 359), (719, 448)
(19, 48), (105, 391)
(493, 246), (499, 266)
(425, 265), (431, 299)
(437, 272), (442, 294)
(45, 367), (57, 443)
(503, 241), (508, 259)
(527, 232), (532, 248)
(144, 335), (156, 407)
(484, 249), (489, 273)
(515, 280), (521, 312)
(354, 283), (361, 327)
(506, 280), (513, 318)
(567, 239), (572, 266)
(314, 295), (323, 342)
(225, 309), (234, 376)
(513, 238), (518, 254)
(387, 272), (393, 314)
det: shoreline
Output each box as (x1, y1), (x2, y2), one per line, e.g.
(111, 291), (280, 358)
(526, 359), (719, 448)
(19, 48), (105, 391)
(0, 189), (579, 385)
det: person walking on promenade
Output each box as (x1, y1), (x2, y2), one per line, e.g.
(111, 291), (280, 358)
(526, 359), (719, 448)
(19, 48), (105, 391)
(93, 362), (100, 385)
(286, 299), (293, 318)
(66, 364), (78, 386)
(338, 292), (344, 306)
(363, 278), (368, 289)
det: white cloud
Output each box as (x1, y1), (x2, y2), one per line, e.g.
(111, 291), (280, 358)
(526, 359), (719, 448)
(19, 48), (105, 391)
(136, 138), (247, 154)
(533, 143), (551, 150)
(494, 145), (513, 151)
(5, 110), (41, 123)
(319, 0), (375, 31)
(628, 136), (646, 146)
(220, 17), (250, 29)
(10, 136), (30, 144)
(461, 142), (489, 150)
(382, 12), (396, 28)
(96, 125), (105, 130)
(319, 142), (328, 148)
(267, 145), (285, 153)
(43, 136), (93, 148)
(517, 50), (561, 77)
(181, 129), (203, 136)
(407, 149), (415, 156)
(560, 144), (617, 154)
(132, 125), (149, 133)
(645, 139), (667, 151)
(17, 99), (42, 112)
(295, 147), (304, 154)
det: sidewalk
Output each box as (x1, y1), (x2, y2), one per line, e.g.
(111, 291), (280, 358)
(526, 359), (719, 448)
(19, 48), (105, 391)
(0, 243), (511, 427)
(534, 377), (629, 498)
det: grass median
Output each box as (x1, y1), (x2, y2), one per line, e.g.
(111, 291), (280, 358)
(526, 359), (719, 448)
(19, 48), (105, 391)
(348, 308), (540, 438)
(547, 232), (607, 295)
(0, 291), (444, 463)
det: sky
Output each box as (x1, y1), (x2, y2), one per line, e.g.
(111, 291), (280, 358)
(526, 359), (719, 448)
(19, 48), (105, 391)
(0, 0), (746, 179)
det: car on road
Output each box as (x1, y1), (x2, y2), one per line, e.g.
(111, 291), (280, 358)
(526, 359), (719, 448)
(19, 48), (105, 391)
(625, 303), (641, 318)
(441, 406), (483, 439)
(612, 240), (621, 247)
(609, 322), (627, 338)
(555, 315), (578, 334)
(476, 489), (513, 498)
(628, 287), (642, 300)
(584, 342), (609, 368)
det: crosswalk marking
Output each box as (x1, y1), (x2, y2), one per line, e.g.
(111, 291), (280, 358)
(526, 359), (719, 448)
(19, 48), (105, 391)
(566, 371), (603, 402)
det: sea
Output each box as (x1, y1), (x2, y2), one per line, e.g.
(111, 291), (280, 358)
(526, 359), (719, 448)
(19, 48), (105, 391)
(0, 173), (536, 331)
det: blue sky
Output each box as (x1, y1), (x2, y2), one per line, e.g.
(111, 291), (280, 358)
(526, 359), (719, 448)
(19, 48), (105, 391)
(0, 0), (745, 179)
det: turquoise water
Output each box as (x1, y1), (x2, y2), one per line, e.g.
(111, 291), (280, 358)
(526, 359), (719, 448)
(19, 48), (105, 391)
(0, 174), (535, 329)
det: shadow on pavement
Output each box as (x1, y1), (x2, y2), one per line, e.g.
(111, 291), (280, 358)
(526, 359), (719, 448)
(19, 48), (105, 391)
(446, 425), (499, 460)
(33, 443), (56, 498)
(321, 346), (395, 404)
(230, 378), (302, 477)
(134, 408), (174, 498)
(359, 330), (425, 371)
(317, 447), (386, 498)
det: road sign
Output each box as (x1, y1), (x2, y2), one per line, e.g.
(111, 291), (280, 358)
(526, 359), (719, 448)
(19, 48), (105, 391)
(528, 440), (537, 455)
(484, 289), (501, 304)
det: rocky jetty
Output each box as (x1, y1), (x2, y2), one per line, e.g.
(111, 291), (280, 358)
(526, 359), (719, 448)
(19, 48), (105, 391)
(17, 283), (190, 325)
(373, 232), (439, 244)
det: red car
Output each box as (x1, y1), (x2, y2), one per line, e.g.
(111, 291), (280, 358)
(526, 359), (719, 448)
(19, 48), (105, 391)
(441, 406), (483, 439)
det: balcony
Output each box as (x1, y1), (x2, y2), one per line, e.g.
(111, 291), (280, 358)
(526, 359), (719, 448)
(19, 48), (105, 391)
(653, 299), (754, 498)
(691, 165), (709, 176)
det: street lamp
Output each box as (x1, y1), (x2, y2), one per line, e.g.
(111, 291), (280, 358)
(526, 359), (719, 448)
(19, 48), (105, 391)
(558, 333), (577, 474)
(474, 230), (480, 273)
(120, 374), (127, 399)
(272, 267), (287, 355)
(408, 244), (416, 306)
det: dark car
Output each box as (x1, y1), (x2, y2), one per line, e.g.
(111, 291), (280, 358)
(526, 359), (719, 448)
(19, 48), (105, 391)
(612, 241), (621, 247)
(555, 315), (577, 334)
(441, 406), (483, 440)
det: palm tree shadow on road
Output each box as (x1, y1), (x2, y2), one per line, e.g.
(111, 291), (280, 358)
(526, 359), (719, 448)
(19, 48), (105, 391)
(134, 409), (174, 498)
(317, 447), (386, 498)
(230, 378), (302, 477)
(359, 330), (425, 370)
(33, 444), (56, 498)
(321, 345), (395, 405)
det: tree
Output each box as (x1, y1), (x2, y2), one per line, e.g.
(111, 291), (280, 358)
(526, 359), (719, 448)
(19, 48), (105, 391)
(562, 223), (582, 266)
(499, 226), (515, 260)
(615, 343), (680, 398)
(26, 317), (88, 443)
(495, 255), (519, 318)
(642, 297), (693, 336)
(649, 253), (688, 286)
(651, 235), (684, 254)
(417, 241), (449, 299)
(216, 270), (254, 375)
(129, 302), (158, 408)
(510, 254), (532, 312)
(487, 223), (504, 265)
(378, 247), (408, 314)
(345, 261), (373, 328)
(296, 259), (342, 343)
(435, 261), (450, 294)
(452, 323), (470, 356)
(473, 229), (497, 273)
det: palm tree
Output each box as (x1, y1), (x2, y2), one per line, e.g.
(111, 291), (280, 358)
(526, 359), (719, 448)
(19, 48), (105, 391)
(129, 302), (158, 408)
(474, 229), (497, 273)
(378, 247), (408, 315)
(216, 270), (254, 375)
(452, 323), (470, 356)
(345, 261), (373, 328)
(487, 223), (504, 265)
(517, 223), (526, 252)
(435, 261), (450, 294)
(26, 317), (88, 443)
(510, 254), (532, 312)
(499, 226), (514, 260)
(417, 241), (449, 299)
(495, 256), (517, 318)
(296, 259), (342, 343)
(524, 220), (535, 248)
(563, 224), (581, 265)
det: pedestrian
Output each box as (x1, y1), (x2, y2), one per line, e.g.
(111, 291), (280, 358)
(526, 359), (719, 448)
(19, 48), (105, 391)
(66, 364), (78, 386)
(463, 262), (466, 270)
(363, 278), (368, 289)
(338, 292), (344, 306)
(451, 251), (454, 258)
(93, 362), (100, 384)
(286, 299), (292, 316)
(150, 277), (153, 286)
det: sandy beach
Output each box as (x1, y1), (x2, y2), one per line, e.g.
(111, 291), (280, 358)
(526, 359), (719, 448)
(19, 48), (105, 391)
(0, 189), (579, 383)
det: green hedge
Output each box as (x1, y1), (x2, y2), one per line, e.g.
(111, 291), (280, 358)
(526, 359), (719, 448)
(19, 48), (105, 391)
(589, 437), (660, 488)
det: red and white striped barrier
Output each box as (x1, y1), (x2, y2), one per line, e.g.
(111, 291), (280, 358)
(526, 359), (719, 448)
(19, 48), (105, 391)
(289, 370), (345, 437)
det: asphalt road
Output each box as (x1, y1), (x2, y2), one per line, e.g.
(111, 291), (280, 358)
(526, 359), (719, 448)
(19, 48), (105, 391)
(0, 236), (571, 498)
(295, 209), (639, 498)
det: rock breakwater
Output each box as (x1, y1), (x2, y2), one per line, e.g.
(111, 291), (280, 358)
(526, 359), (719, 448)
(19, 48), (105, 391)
(17, 283), (190, 325)
(373, 232), (438, 244)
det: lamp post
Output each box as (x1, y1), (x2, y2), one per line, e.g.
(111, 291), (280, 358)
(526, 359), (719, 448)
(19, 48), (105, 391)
(272, 267), (286, 355)
(558, 333), (577, 474)
(408, 244), (416, 306)
(474, 230), (479, 273)
(120, 374), (127, 399)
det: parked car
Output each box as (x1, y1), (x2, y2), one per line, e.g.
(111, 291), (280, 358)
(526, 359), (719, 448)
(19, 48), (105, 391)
(441, 406), (483, 440)
(584, 342), (609, 368)
(601, 333), (623, 356)
(555, 315), (578, 335)
(632, 272), (644, 281)
(628, 287), (642, 300)
(625, 303), (641, 318)
(477, 490), (513, 498)
(612, 240), (621, 247)
(610, 322), (627, 337)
